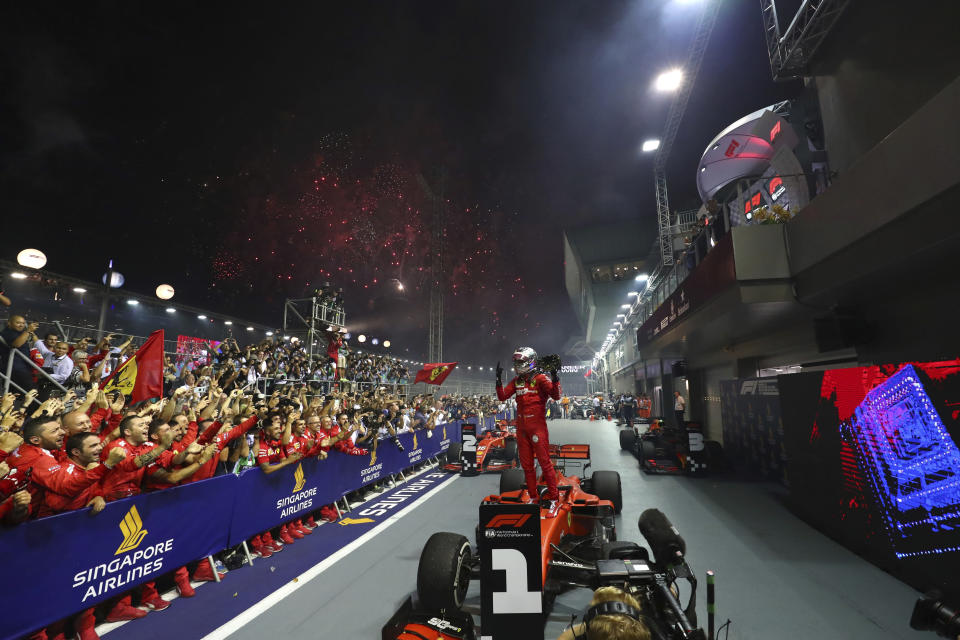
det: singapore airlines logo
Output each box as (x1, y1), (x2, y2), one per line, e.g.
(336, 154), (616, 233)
(293, 463), (306, 493)
(412, 432), (418, 450)
(115, 505), (148, 555)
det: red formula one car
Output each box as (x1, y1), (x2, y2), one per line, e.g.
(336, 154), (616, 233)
(441, 422), (519, 473)
(384, 445), (623, 639)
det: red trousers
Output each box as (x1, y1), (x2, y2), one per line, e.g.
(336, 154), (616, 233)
(516, 420), (558, 500)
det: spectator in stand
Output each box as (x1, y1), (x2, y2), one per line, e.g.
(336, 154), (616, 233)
(1, 316), (40, 392)
(33, 332), (59, 360)
(43, 341), (74, 384)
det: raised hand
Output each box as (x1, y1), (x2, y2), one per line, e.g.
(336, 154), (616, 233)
(105, 447), (127, 467)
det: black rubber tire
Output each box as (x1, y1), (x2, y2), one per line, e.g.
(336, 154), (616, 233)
(446, 441), (462, 465)
(619, 429), (636, 451)
(503, 438), (518, 462)
(640, 439), (656, 460)
(500, 468), (526, 494)
(705, 440), (726, 471)
(591, 470), (623, 514)
(417, 532), (472, 612)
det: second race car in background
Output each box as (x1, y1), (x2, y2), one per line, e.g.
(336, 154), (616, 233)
(442, 421), (519, 473)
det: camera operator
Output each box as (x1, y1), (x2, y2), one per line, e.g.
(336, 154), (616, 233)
(556, 586), (651, 640)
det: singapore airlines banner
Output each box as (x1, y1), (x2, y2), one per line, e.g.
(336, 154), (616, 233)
(0, 474), (234, 640)
(0, 416), (516, 639)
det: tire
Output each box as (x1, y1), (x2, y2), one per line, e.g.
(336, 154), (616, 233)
(640, 439), (656, 460)
(500, 468), (526, 495)
(417, 532), (472, 612)
(590, 470), (622, 514)
(619, 429), (636, 451)
(503, 438), (518, 462)
(446, 441), (462, 465)
(705, 440), (726, 472)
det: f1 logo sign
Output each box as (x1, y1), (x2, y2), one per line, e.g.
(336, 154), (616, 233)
(486, 514), (532, 528)
(479, 503), (542, 639)
(770, 120), (781, 142)
(724, 139), (740, 157)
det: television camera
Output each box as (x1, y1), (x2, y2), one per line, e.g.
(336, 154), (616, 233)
(910, 591), (960, 638)
(556, 508), (708, 640)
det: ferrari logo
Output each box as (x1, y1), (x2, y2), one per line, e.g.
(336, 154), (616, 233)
(104, 358), (138, 396)
(429, 365), (449, 382)
(339, 517), (374, 526)
(292, 463), (306, 493)
(115, 505), (148, 555)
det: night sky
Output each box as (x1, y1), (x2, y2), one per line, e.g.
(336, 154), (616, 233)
(0, 1), (798, 363)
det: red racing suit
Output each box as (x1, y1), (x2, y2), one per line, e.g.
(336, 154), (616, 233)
(497, 373), (561, 500)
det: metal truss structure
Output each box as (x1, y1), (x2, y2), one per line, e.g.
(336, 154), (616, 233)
(418, 171), (446, 365)
(283, 297), (346, 363)
(653, 0), (721, 271)
(761, 0), (852, 82)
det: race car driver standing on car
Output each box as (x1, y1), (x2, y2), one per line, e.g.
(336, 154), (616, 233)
(496, 347), (562, 516)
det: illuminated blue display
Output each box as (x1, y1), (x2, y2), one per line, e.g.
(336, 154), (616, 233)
(840, 365), (960, 557)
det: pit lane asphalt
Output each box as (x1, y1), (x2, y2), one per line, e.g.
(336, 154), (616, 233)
(213, 417), (919, 640)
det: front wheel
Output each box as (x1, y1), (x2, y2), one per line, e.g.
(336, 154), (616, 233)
(503, 437), (519, 463)
(619, 429), (636, 451)
(591, 470), (622, 514)
(446, 442), (462, 465)
(417, 532), (472, 612)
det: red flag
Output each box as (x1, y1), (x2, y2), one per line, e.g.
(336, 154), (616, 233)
(584, 368), (593, 379)
(414, 362), (458, 386)
(102, 330), (165, 402)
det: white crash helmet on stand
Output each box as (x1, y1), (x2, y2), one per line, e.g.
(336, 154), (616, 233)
(513, 347), (537, 376)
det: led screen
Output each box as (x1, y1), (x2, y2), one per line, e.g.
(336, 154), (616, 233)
(779, 359), (960, 601)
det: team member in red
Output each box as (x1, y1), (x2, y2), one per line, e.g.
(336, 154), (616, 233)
(496, 347), (562, 515)
(99, 415), (178, 620)
(7, 417), (128, 519)
(250, 413), (303, 554)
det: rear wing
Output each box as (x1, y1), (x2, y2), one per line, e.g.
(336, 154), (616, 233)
(549, 444), (591, 475)
(549, 444), (590, 459)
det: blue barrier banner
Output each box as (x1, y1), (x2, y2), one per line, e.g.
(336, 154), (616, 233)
(0, 417), (511, 637)
(0, 474), (235, 640)
(226, 423), (461, 547)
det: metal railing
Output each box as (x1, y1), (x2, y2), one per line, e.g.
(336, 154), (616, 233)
(1, 336), (69, 397)
(251, 376), (410, 399)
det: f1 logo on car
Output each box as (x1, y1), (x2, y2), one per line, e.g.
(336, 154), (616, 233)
(486, 514), (532, 529)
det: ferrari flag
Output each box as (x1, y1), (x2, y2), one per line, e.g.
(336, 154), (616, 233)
(102, 329), (164, 402)
(414, 362), (458, 386)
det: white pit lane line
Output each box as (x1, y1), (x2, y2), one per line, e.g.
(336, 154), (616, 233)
(199, 472), (460, 640)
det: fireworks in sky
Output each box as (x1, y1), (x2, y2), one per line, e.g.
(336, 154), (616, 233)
(208, 132), (531, 341)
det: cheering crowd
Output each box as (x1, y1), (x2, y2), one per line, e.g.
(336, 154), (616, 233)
(0, 311), (510, 640)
